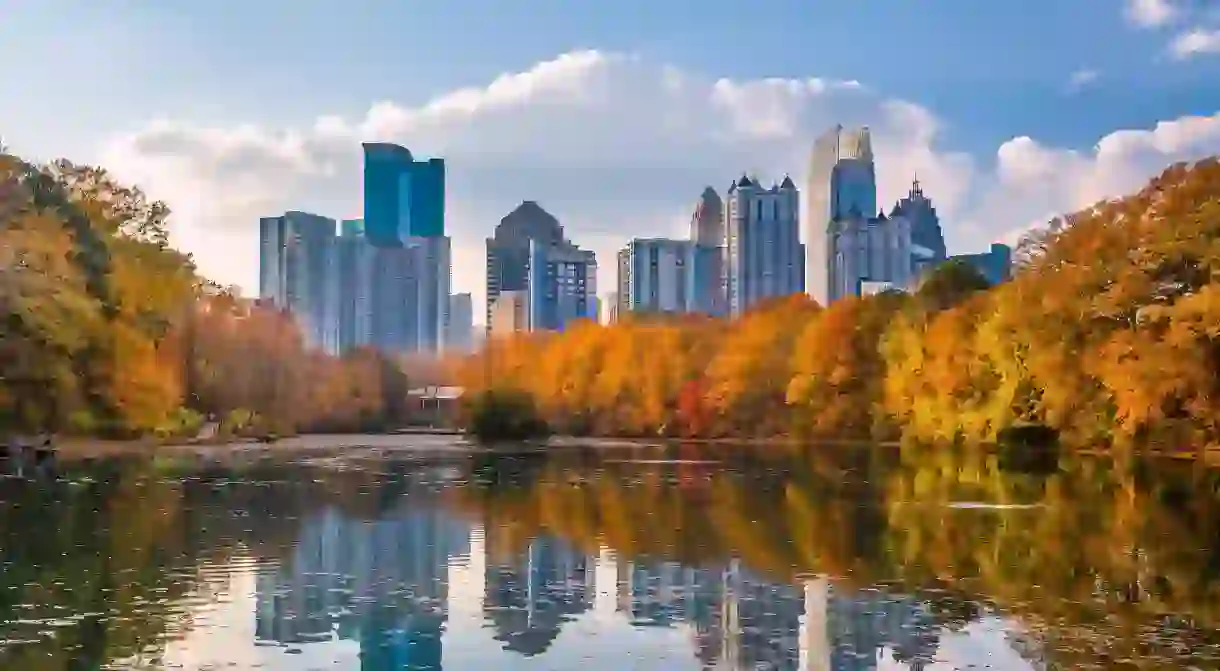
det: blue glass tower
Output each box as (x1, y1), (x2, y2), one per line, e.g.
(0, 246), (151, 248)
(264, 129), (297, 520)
(362, 142), (446, 245)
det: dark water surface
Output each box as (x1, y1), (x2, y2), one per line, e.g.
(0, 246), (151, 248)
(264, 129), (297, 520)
(3, 442), (1220, 670)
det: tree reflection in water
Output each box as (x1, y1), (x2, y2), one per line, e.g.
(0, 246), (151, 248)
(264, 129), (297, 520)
(3, 445), (1220, 669)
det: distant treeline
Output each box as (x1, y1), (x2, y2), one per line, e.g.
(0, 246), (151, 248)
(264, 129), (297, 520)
(0, 147), (426, 440)
(454, 158), (1220, 451)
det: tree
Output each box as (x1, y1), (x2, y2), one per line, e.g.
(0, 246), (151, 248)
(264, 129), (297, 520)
(913, 259), (992, 313)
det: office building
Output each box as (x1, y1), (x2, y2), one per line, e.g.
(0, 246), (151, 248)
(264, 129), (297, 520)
(361, 142), (446, 245)
(258, 211), (338, 350)
(618, 238), (697, 314)
(408, 235), (451, 353)
(690, 187), (727, 315)
(490, 291), (529, 336)
(527, 239), (596, 332)
(486, 201), (595, 333)
(828, 210), (914, 301)
(724, 175), (804, 317)
(805, 125), (876, 304)
(889, 177), (947, 274)
(332, 223), (378, 354)
(261, 216), (449, 356)
(447, 292), (474, 353)
(615, 187), (728, 318)
(486, 201), (566, 328)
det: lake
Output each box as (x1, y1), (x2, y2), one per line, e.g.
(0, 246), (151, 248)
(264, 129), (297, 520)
(2, 440), (1219, 670)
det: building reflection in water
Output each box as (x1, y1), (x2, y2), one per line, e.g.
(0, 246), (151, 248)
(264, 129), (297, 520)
(253, 486), (942, 669)
(254, 474), (471, 670)
(482, 528), (596, 656)
(612, 556), (939, 671)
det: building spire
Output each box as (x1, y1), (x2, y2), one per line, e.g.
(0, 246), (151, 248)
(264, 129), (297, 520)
(910, 171), (923, 198)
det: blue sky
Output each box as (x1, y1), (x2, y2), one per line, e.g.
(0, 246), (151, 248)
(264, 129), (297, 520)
(2, 0), (1219, 309)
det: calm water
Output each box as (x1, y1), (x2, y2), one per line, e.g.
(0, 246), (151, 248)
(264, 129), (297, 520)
(3, 442), (1220, 670)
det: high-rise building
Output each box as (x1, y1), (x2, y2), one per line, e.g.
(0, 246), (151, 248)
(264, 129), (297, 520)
(724, 175), (804, 317)
(362, 142), (446, 245)
(805, 125), (875, 304)
(527, 239), (596, 332)
(889, 177), (946, 264)
(485, 201), (570, 330)
(615, 188), (726, 319)
(618, 238), (696, 314)
(259, 144), (451, 358)
(447, 292), (474, 353)
(407, 235), (451, 353)
(333, 223), (377, 354)
(258, 211), (337, 350)
(359, 142), (450, 354)
(828, 211), (914, 301)
(689, 187), (727, 316)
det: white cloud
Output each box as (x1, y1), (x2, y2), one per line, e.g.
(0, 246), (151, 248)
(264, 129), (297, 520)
(99, 50), (1220, 320)
(1066, 68), (1099, 92)
(982, 111), (1220, 243)
(1169, 27), (1220, 59)
(1126, 0), (1179, 27)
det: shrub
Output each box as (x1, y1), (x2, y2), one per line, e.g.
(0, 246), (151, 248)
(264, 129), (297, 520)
(460, 388), (551, 444)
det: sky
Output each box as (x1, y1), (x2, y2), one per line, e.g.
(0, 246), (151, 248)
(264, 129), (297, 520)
(3, 0), (1220, 321)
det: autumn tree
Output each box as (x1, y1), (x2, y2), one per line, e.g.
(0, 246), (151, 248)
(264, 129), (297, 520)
(787, 293), (906, 439)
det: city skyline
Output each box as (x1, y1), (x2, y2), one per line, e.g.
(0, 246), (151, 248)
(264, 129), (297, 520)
(4, 2), (1220, 323)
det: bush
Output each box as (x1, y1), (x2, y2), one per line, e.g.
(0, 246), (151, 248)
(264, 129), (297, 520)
(151, 407), (205, 442)
(461, 388), (551, 444)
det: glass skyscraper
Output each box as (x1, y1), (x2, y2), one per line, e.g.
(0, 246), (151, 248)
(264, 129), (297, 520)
(526, 239), (596, 332)
(485, 201), (568, 331)
(258, 142), (452, 357)
(724, 175), (804, 317)
(362, 142), (446, 245)
(805, 125), (876, 305)
(258, 211), (338, 350)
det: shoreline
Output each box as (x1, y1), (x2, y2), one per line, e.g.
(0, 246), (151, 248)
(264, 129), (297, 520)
(38, 433), (1220, 465)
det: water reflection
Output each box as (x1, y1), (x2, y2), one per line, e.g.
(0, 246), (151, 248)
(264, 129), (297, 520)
(4, 445), (1220, 668)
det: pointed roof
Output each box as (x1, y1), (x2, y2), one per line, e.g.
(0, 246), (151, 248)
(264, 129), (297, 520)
(779, 175), (796, 189)
(736, 174), (754, 188)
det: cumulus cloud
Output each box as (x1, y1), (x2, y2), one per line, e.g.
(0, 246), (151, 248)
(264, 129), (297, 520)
(99, 49), (1220, 318)
(1126, 0), (1179, 28)
(1169, 27), (1220, 59)
(982, 111), (1220, 243)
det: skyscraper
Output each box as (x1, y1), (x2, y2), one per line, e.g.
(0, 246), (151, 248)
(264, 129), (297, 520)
(805, 125), (875, 305)
(527, 239), (596, 332)
(333, 221), (377, 354)
(689, 187), (727, 316)
(360, 142), (450, 354)
(615, 187), (725, 319)
(361, 142), (446, 245)
(828, 210), (914, 301)
(724, 175), (804, 317)
(485, 201), (566, 329)
(618, 238), (695, 314)
(447, 292), (474, 352)
(258, 211), (337, 350)
(889, 176), (948, 279)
